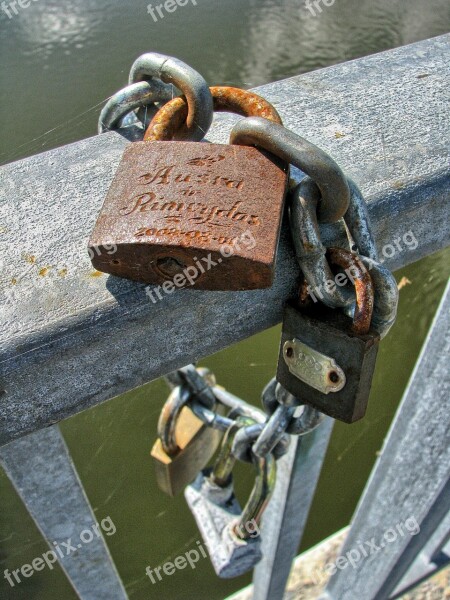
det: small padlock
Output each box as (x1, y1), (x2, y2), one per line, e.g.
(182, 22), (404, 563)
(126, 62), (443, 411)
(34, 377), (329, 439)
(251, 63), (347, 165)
(185, 417), (276, 578)
(89, 85), (288, 290)
(276, 247), (380, 423)
(151, 385), (222, 496)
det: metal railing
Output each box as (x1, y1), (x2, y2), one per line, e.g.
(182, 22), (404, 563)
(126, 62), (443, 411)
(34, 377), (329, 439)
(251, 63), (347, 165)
(0, 34), (449, 600)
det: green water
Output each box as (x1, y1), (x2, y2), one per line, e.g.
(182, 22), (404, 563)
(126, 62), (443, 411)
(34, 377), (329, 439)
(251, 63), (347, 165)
(1, 1), (449, 599)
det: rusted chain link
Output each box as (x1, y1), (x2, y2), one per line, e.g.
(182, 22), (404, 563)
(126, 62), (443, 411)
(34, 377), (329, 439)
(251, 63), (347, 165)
(289, 175), (398, 337)
(144, 86), (282, 141)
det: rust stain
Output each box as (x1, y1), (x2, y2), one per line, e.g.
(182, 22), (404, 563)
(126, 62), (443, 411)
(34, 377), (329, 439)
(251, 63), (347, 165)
(327, 247), (374, 335)
(90, 270), (104, 278)
(334, 131), (345, 139)
(11, 278), (17, 285)
(392, 180), (406, 190)
(398, 276), (412, 290)
(38, 267), (51, 277)
(88, 141), (287, 290)
(144, 86), (283, 141)
(58, 268), (68, 277)
(23, 254), (36, 264)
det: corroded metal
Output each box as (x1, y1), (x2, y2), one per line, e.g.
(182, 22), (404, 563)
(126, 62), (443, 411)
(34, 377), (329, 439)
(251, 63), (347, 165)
(277, 300), (380, 423)
(231, 117), (350, 223)
(282, 338), (347, 393)
(327, 247), (374, 335)
(89, 140), (288, 290)
(144, 86), (283, 141)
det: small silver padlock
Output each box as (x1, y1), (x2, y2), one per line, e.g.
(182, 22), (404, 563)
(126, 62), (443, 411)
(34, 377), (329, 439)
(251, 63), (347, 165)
(184, 417), (276, 578)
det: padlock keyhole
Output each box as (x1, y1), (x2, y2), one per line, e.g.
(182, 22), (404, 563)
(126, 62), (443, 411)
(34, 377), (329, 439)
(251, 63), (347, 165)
(156, 256), (187, 278)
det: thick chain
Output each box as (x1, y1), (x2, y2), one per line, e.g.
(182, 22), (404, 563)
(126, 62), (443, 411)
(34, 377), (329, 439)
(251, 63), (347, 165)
(162, 365), (326, 468)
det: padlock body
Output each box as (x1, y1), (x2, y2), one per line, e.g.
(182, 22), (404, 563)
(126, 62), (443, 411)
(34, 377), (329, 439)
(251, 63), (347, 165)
(151, 406), (222, 497)
(89, 141), (288, 290)
(277, 303), (380, 423)
(185, 468), (262, 578)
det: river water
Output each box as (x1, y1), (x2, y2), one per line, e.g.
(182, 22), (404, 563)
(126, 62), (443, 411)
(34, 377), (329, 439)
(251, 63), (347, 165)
(0, 1), (449, 599)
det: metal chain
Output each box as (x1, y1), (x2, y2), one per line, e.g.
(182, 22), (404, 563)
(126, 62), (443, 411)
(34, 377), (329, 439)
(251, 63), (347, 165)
(162, 365), (327, 468)
(98, 52), (213, 141)
(289, 175), (399, 338)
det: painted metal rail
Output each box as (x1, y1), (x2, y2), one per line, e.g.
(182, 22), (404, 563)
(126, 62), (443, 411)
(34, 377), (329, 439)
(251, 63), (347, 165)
(1, 34), (449, 447)
(0, 34), (449, 600)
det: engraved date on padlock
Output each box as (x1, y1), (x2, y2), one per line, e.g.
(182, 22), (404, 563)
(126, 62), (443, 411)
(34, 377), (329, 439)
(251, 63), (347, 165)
(89, 141), (287, 290)
(283, 339), (346, 394)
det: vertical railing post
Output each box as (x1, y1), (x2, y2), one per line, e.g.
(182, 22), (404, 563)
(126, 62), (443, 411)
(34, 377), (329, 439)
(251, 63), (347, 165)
(320, 280), (450, 600)
(0, 426), (127, 599)
(252, 417), (334, 599)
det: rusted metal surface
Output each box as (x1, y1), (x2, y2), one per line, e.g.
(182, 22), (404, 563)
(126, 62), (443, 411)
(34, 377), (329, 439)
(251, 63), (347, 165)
(89, 140), (288, 290)
(327, 247), (374, 335)
(232, 120), (350, 224)
(144, 86), (283, 141)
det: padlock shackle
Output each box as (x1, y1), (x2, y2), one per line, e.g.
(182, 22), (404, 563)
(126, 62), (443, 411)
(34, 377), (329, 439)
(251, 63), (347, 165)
(128, 52), (214, 142)
(157, 385), (192, 456)
(211, 416), (256, 487)
(327, 247), (375, 335)
(230, 117), (350, 223)
(235, 453), (277, 540)
(143, 86), (283, 141)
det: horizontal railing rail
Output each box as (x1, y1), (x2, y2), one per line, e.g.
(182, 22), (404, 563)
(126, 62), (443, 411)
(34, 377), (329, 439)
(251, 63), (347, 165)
(1, 34), (449, 446)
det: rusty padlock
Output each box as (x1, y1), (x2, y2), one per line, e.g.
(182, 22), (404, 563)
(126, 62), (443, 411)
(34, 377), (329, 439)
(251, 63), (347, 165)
(151, 384), (223, 496)
(89, 85), (289, 290)
(277, 247), (380, 423)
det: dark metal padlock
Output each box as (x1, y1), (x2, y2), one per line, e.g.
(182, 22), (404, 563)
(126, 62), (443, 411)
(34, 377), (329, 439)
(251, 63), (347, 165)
(89, 87), (288, 290)
(185, 417), (276, 578)
(151, 385), (222, 496)
(276, 248), (380, 423)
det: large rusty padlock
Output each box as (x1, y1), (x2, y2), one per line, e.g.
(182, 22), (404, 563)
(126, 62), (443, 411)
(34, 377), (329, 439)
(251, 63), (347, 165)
(151, 384), (223, 496)
(185, 416), (276, 578)
(89, 85), (289, 290)
(276, 247), (380, 423)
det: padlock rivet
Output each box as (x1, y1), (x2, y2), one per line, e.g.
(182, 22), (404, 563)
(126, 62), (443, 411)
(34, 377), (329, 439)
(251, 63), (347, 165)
(329, 371), (340, 384)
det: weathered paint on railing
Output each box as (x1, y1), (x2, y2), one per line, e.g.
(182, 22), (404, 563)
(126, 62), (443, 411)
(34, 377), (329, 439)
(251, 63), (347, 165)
(1, 34), (449, 446)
